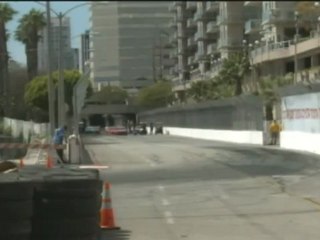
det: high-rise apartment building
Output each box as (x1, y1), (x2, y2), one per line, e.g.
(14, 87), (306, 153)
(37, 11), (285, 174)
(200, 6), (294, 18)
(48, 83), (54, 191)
(89, 1), (173, 91)
(37, 17), (74, 72)
(167, 1), (313, 98)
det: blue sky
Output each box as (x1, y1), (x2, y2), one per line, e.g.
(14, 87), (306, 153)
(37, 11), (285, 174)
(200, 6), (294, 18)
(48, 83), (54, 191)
(6, 1), (90, 65)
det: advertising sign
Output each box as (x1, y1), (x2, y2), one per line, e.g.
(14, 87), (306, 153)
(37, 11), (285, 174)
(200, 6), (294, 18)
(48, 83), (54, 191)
(282, 92), (320, 133)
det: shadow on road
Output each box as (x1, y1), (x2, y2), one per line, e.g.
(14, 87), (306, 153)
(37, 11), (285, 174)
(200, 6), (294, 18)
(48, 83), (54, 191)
(99, 229), (131, 240)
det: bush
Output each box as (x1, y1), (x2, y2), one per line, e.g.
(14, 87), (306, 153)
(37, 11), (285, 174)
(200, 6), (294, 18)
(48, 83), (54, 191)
(3, 126), (12, 136)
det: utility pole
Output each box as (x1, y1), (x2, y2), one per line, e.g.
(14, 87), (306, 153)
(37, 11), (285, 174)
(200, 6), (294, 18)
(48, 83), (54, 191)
(294, 11), (299, 84)
(46, 1), (55, 136)
(58, 12), (65, 127)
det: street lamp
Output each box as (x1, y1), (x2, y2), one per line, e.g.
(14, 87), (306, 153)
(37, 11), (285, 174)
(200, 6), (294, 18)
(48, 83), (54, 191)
(45, 2), (55, 136)
(35, 2), (108, 128)
(294, 11), (300, 84)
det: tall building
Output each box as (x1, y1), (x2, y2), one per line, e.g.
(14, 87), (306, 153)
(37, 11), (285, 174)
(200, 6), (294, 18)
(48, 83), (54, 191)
(71, 48), (80, 70)
(37, 17), (73, 72)
(249, 1), (320, 86)
(80, 30), (90, 73)
(89, 1), (173, 91)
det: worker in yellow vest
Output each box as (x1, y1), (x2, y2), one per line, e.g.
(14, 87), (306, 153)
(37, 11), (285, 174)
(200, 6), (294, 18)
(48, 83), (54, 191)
(269, 120), (282, 145)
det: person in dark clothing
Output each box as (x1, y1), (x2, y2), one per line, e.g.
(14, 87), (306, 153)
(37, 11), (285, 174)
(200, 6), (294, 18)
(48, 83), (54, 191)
(149, 122), (154, 135)
(53, 125), (68, 164)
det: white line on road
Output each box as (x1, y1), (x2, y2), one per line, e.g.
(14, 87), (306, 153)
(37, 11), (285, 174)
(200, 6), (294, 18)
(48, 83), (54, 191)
(164, 211), (175, 224)
(157, 185), (165, 191)
(161, 198), (170, 206)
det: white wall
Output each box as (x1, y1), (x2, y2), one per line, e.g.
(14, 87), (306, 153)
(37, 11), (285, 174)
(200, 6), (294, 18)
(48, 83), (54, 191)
(3, 118), (49, 140)
(280, 92), (320, 154)
(163, 127), (263, 145)
(280, 131), (320, 154)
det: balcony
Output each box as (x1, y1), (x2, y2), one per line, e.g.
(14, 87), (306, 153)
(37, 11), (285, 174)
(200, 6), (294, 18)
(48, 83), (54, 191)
(168, 3), (176, 12)
(186, 2), (197, 10)
(195, 31), (205, 41)
(168, 18), (177, 28)
(187, 18), (196, 29)
(194, 11), (203, 21)
(187, 36), (196, 47)
(207, 43), (218, 55)
(206, 21), (219, 33)
(169, 50), (178, 59)
(206, 2), (219, 12)
(244, 19), (261, 34)
(250, 33), (320, 65)
(177, 31), (186, 39)
(169, 32), (178, 44)
(188, 56), (195, 65)
(217, 14), (243, 25)
(244, 1), (262, 7)
(217, 39), (242, 49)
(262, 9), (295, 25)
(195, 51), (207, 61)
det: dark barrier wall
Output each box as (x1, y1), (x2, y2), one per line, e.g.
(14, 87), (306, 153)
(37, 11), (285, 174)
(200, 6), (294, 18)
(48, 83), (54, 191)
(138, 95), (264, 131)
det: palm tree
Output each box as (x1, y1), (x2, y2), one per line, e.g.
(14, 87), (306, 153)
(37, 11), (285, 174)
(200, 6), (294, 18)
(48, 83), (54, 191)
(15, 9), (46, 81)
(219, 51), (250, 96)
(0, 3), (17, 115)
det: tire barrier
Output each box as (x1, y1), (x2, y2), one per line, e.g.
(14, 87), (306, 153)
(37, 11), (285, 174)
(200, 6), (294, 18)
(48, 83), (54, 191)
(0, 177), (35, 240)
(0, 167), (102, 240)
(0, 143), (66, 149)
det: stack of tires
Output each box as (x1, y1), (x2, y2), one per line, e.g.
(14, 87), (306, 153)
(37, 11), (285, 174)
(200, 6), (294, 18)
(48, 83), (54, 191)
(0, 176), (34, 240)
(30, 168), (102, 240)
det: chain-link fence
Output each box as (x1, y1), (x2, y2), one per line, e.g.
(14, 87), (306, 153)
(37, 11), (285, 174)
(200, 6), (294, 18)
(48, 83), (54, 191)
(139, 95), (264, 131)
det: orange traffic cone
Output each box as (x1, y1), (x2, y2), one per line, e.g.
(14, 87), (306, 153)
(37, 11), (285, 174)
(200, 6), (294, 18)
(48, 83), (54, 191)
(100, 182), (120, 230)
(19, 159), (24, 168)
(46, 153), (54, 169)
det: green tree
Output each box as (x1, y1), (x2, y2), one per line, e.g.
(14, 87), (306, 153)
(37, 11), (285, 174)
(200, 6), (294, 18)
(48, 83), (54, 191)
(258, 73), (294, 120)
(86, 85), (128, 104)
(137, 81), (174, 108)
(0, 3), (17, 115)
(15, 9), (46, 81)
(24, 70), (83, 119)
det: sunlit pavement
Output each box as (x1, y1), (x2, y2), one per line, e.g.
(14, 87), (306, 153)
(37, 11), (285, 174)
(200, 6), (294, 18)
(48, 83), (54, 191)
(84, 134), (320, 240)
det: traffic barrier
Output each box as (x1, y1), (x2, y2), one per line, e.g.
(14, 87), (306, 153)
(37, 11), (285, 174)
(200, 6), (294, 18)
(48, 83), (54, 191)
(100, 182), (120, 230)
(19, 159), (25, 168)
(0, 143), (66, 149)
(46, 153), (54, 169)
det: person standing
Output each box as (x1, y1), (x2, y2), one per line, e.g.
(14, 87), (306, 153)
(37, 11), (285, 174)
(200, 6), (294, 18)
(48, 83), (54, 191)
(149, 122), (154, 135)
(269, 120), (281, 145)
(53, 125), (68, 163)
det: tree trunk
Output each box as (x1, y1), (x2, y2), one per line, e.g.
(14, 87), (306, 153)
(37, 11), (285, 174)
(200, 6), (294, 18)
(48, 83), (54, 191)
(29, 34), (38, 80)
(235, 77), (242, 95)
(0, 21), (9, 116)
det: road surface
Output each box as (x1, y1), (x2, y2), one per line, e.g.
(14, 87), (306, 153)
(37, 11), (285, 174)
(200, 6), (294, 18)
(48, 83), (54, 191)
(84, 134), (320, 240)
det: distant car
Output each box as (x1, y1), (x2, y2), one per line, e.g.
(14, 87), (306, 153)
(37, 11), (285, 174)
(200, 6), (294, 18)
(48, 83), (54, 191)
(84, 126), (101, 134)
(105, 126), (128, 135)
(133, 123), (147, 135)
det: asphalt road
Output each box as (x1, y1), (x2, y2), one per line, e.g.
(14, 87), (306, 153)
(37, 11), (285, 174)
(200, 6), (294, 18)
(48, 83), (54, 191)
(84, 134), (320, 240)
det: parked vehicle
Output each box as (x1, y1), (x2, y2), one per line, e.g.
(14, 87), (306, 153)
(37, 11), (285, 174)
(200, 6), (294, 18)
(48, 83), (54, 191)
(84, 126), (101, 134)
(105, 126), (128, 135)
(133, 123), (147, 135)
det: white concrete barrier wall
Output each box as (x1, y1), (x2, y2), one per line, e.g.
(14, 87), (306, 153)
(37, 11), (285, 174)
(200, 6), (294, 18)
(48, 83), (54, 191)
(163, 127), (263, 145)
(280, 131), (320, 154)
(3, 117), (49, 140)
